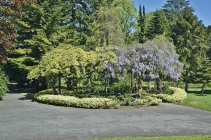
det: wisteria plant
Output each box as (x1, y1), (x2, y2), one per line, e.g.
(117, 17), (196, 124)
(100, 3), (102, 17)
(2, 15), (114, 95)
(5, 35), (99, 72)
(104, 35), (183, 96)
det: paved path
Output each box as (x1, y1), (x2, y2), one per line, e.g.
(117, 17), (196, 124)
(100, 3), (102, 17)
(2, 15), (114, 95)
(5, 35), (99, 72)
(1, 92), (211, 140)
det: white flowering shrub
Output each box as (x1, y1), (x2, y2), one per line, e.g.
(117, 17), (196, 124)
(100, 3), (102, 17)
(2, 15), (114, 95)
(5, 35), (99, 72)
(151, 87), (187, 103)
(36, 95), (120, 109)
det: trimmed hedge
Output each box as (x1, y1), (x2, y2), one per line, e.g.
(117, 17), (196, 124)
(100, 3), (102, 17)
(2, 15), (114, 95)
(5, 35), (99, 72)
(36, 94), (120, 109)
(151, 87), (187, 103)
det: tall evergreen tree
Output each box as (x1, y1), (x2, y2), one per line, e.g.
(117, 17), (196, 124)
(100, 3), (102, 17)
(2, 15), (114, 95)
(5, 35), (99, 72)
(196, 57), (211, 95)
(138, 5), (146, 43)
(171, 7), (209, 91)
(4, 0), (73, 84)
(163, 0), (190, 25)
(0, 0), (36, 63)
(146, 10), (170, 40)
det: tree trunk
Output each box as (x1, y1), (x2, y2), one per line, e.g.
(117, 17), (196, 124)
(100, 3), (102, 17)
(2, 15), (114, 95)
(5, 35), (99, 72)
(130, 71), (133, 93)
(58, 73), (61, 94)
(185, 69), (189, 92)
(52, 75), (57, 94)
(86, 72), (93, 88)
(66, 78), (72, 90)
(201, 81), (207, 96)
(156, 78), (161, 93)
(185, 82), (189, 93)
(148, 81), (151, 92)
(135, 74), (141, 98)
(40, 77), (47, 90)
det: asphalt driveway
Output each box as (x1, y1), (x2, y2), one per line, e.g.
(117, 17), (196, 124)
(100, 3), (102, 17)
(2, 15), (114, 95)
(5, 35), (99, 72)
(1, 92), (211, 140)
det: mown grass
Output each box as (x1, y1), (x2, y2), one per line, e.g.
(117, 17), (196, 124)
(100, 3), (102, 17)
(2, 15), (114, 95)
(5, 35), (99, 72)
(92, 135), (211, 140)
(177, 88), (211, 112)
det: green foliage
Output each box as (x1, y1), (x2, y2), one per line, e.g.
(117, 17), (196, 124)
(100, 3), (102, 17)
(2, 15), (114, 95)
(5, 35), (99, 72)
(114, 0), (138, 45)
(146, 10), (170, 39)
(151, 87), (187, 103)
(92, 84), (131, 95)
(0, 0), (35, 62)
(161, 85), (174, 95)
(0, 68), (9, 100)
(36, 94), (120, 109)
(4, 49), (38, 84)
(170, 7), (209, 91)
(138, 5), (146, 43)
(89, 5), (125, 47)
(27, 46), (118, 94)
(195, 58), (211, 95)
(163, 0), (191, 25)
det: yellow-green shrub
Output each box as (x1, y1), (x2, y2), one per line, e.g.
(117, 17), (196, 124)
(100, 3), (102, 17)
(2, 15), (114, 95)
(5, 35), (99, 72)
(151, 87), (187, 103)
(36, 95), (120, 109)
(134, 96), (162, 106)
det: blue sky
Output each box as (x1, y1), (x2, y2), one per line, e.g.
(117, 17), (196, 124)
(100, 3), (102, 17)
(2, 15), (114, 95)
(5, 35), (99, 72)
(132, 0), (211, 27)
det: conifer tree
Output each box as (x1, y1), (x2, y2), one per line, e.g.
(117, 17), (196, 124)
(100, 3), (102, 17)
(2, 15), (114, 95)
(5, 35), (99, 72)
(0, 0), (36, 63)
(4, 0), (72, 85)
(138, 5), (146, 43)
(171, 7), (209, 91)
(196, 58), (211, 95)
(146, 10), (170, 40)
(163, 0), (190, 25)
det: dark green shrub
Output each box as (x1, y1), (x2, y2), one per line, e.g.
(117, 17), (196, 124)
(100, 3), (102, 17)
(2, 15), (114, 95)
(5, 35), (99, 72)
(92, 84), (131, 95)
(162, 85), (174, 95)
(34, 89), (54, 100)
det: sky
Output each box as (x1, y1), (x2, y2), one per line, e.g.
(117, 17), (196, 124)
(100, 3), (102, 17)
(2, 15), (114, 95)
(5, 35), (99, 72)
(132, 0), (211, 27)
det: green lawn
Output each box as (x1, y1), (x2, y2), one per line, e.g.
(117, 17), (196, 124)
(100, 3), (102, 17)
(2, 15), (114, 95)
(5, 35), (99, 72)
(177, 88), (211, 112)
(92, 135), (211, 140)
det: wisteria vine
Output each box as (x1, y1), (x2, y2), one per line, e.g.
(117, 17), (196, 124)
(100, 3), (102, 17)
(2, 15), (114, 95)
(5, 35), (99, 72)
(103, 37), (183, 93)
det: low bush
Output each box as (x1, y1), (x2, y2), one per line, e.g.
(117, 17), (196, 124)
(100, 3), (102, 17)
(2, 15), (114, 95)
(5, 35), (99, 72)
(0, 68), (9, 100)
(134, 96), (162, 106)
(36, 94), (120, 109)
(151, 87), (187, 103)
(92, 84), (131, 95)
